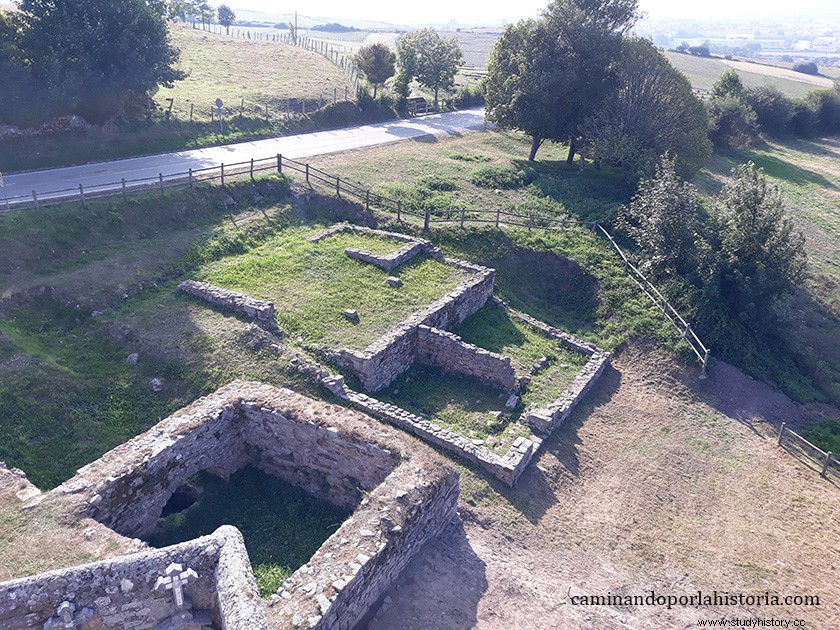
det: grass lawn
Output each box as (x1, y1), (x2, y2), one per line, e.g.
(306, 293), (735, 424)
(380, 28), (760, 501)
(456, 306), (590, 408)
(377, 364), (530, 451)
(0, 24), (353, 173)
(196, 227), (471, 350)
(148, 466), (351, 598)
(664, 52), (827, 98)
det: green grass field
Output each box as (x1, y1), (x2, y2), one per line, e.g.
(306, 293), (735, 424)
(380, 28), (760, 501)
(664, 52), (831, 98)
(148, 467), (351, 597)
(197, 228), (471, 350)
(0, 24), (354, 173)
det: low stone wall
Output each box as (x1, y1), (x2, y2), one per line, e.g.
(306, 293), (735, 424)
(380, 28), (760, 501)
(306, 224), (434, 250)
(0, 526), (266, 630)
(416, 325), (517, 394)
(344, 389), (540, 487)
(345, 241), (426, 271)
(178, 280), (276, 325)
(19, 382), (458, 630)
(335, 263), (495, 392)
(525, 351), (611, 434)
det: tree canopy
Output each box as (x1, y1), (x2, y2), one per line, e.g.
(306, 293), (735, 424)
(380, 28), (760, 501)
(483, 0), (639, 161)
(579, 37), (711, 181)
(217, 4), (236, 35)
(355, 43), (396, 99)
(12, 0), (184, 124)
(398, 28), (463, 107)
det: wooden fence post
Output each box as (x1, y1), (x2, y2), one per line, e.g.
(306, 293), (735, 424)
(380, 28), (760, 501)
(365, 190), (370, 212)
(334, 87), (337, 104)
(240, 97), (244, 118)
(159, 173), (164, 195)
(495, 207), (501, 228)
(305, 163), (310, 186)
(460, 207), (465, 228)
(277, 154), (282, 173)
(423, 207), (431, 233)
(79, 183), (85, 207)
(336, 177), (340, 197)
(122, 178), (127, 199)
(822, 452), (833, 477)
(777, 422), (786, 446)
(32, 190), (38, 208)
(250, 158), (255, 181)
(220, 164), (225, 187)
(397, 200), (402, 223)
(190, 103), (194, 122)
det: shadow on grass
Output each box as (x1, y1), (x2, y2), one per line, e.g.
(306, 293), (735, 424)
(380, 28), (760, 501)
(748, 152), (837, 189)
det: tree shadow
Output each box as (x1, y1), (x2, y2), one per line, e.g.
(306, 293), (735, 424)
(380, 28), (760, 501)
(748, 153), (837, 189)
(362, 518), (487, 630)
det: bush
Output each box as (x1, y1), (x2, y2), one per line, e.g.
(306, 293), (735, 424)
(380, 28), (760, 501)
(745, 86), (793, 136)
(452, 85), (485, 109)
(707, 96), (758, 149)
(801, 418), (840, 454)
(793, 61), (819, 75)
(470, 165), (526, 189)
(416, 174), (458, 191)
(789, 100), (818, 137)
(804, 88), (840, 136)
(447, 152), (491, 162)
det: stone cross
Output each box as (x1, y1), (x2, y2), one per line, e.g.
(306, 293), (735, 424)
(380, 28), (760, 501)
(44, 601), (94, 629)
(154, 562), (198, 608)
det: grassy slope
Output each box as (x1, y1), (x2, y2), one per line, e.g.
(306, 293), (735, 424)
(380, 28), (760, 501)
(0, 24), (353, 173)
(664, 52), (829, 98)
(695, 137), (840, 404)
(198, 228), (470, 350)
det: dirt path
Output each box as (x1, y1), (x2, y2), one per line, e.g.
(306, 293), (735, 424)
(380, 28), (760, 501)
(365, 345), (840, 629)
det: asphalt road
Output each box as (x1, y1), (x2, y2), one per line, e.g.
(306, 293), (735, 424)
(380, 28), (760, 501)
(1, 108), (487, 204)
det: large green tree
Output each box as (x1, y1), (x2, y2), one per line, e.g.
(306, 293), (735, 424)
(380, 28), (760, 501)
(217, 4), (235, 35)
(580, 37), (711, 181)
(483, 0), (638, 161)
(398, 28), (463, 108)
(714, 162), (808, 329)
(17, 0), (184, 123)
(355, 43), (396, 98)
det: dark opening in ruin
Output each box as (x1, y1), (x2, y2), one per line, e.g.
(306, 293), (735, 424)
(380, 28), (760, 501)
(144, 466), (353, 597)
(159, 481), (202, 518)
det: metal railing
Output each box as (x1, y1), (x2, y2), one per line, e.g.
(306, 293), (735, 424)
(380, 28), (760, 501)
(778, 422), (839, 481)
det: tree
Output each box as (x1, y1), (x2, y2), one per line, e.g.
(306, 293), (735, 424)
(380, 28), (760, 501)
(707, 96), (758, 149)
(745, 86), (793, 136)
(398, 28), (463, 108)
(18, 0), (185, 123)
(197, 1), (213, 30)
(714, 162), (807, 329)
(618, 155), (709, 283)
(355, 43), (396, 98)
(394, 37), (417, 98)
(217, 4), (235, 35)
(483, 0), (639, 162)
(712, 68), (746, 100)
(580, 37), (711, 181)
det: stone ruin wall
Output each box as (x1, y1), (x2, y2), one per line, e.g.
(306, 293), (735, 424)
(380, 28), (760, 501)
(344, 241), (427, 271)
(416, 325), (517, 394)
(3, 382), (460, 630)
(335, 260), (495, 392)
(178, 280), (277, 325)
(0, 526), (266, 630)
(63, 383), (400, 540)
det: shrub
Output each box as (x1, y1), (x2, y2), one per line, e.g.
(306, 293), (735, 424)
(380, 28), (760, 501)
(804, 88), (840, 136)
(745, 86), (793, 136)
(416, 174), (458, 191)
(793, 61), (819, 75)
(801, 418), (840, 454)
(789, 100), (818, 137)
(447, 152), (491, 162)
(707, 96), (758, 149)
(452, 85), (485, 109)
(470, 165), (526, 189)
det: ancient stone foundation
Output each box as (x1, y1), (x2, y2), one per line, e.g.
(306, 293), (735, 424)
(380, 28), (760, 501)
(335, 259), (495, 392)
(1, 382), (459, 630)
(178, 280), (276, 325)
(0, 526), (265, 630)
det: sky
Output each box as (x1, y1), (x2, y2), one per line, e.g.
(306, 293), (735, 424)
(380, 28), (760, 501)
(226, 0), (840, 26)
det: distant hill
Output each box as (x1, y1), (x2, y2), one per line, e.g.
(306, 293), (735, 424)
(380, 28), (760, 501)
(229, 7), (405, 31)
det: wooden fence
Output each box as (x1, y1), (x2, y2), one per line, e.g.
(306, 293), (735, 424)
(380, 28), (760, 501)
(1, 153), (711, 374)
(777, 423), (839, 481)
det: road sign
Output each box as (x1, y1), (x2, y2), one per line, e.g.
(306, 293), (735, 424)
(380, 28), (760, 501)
(215, 98), (223, 109)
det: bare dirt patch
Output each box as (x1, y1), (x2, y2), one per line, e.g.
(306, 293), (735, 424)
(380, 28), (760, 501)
(365, 344), (840, 629)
